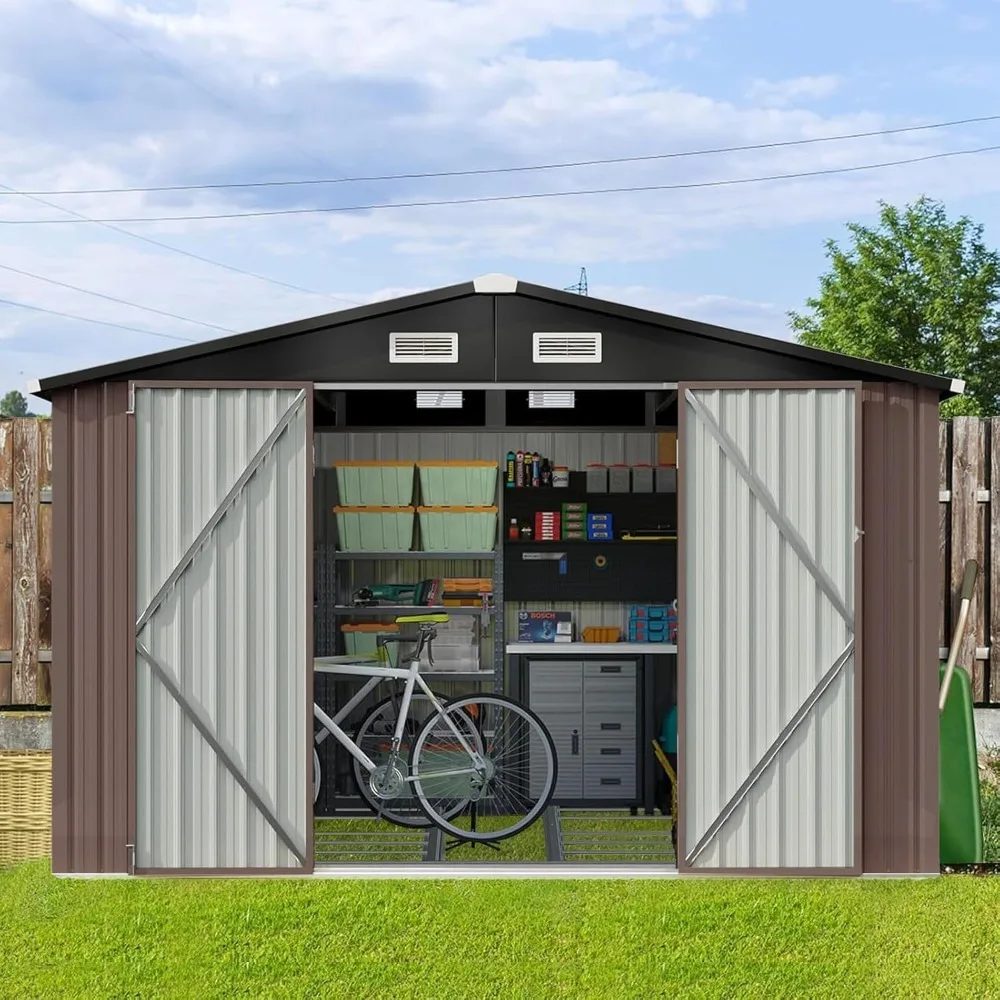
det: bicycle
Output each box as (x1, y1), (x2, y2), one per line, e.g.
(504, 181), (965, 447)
(313, 613), (558, 843)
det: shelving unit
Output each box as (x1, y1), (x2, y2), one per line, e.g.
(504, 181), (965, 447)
(327, 466), (504, 692)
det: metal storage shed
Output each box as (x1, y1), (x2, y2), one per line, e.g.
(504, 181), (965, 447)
(31, 273), (959, 877)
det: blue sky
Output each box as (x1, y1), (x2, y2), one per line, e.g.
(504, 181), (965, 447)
(2, 0), (1000, 409)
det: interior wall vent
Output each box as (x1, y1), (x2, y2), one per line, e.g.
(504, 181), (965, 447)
(416, 390), (463, 409)
(389, 332), (459, 363)
(532, 331), (602, 364)
(529, 391), (575, 409)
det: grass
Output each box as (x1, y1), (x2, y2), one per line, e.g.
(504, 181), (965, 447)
(980, 748), (1000, 861)
(4, 860), (1000, 998)
(315, 810), (675, 863)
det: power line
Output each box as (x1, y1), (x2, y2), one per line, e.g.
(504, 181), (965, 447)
(0, 261), (235, 333)
(10, 6), (363, 309)
(0, 295), (199, 342)
(0, 181), (361, 306)
(10, 112), (1000, 198)
(7, 143), (999, 226)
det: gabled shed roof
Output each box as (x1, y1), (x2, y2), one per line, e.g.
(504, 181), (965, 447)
(31, 273), (962, 399)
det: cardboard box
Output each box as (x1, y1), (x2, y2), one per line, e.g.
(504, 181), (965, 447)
(658, 431), (677, 467)
(517, 610), (573, 643)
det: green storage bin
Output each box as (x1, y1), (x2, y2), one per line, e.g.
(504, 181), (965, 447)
(335, 506), (415, 551)
(417, 462), (498, 506)
(342, 624), (400, 666)
(417, 506), (497, 552)
(334, 462), (415, 506)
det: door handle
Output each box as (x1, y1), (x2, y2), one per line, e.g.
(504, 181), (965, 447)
(600, 722), (621, 731)
(599, 747), (622, 755)
(571, 731), (580, 755)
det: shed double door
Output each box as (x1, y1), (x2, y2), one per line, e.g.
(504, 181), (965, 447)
(679, 383), (861, 875)
(528, 659), (638, 802)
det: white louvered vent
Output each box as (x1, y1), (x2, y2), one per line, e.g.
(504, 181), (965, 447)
(529, 391), (575, 409)
(389, 332), (459, 363)
(532, 331), (602, 364)
(416, 390), (463, 409)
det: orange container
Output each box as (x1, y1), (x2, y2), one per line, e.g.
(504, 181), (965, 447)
(581, 626), (621, 644)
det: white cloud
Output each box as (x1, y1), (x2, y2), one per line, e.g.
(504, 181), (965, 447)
(745, 75), (842, 108)
(1, 0), (999, 394)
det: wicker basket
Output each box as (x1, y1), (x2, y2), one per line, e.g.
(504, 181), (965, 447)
(0, 751), (52, 868)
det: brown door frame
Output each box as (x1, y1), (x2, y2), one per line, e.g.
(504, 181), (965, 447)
(676, 380), (864, 877)
(126, 380), (314, 876)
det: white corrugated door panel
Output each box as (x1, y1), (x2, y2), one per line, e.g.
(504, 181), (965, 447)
(680, 385), (858, 872)
(133, 385), (310, 871)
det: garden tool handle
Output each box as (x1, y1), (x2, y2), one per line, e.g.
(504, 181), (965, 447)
(940, 559), (979, 714)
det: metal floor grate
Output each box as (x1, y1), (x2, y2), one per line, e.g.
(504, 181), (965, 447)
(314, 817), (445, 864)
(544, 807), (677, 864)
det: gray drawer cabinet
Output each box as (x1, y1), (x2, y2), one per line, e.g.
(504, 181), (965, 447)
(527, 658), (638, 802)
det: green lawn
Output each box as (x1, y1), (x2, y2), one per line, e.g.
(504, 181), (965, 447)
(3, 860), (1000, 998)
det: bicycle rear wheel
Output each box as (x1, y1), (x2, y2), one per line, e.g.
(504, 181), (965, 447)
(410, 693), (557, 842)
(350, 693), (479, 828)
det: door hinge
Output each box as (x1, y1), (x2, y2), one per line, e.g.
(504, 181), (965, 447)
(126, 842), (136, 875)
(126, 385), (135, 415)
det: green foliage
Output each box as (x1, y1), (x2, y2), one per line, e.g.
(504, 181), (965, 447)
(0, 390), (29, 418)
(790, 197), (1000, 417)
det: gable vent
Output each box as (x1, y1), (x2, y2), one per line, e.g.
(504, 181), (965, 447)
(532, 331), (602, 364)
(389, 332), (459, 363)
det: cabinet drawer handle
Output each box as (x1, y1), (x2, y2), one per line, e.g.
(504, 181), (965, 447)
(599, 747), (622, 755)
(600, 664), (622, 673)
(600, 722), (621, 731)
(600, 777), (622, 786)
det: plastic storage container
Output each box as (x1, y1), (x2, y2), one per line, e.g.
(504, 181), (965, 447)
(341, 623), (400, 664)
(417, 461), (498, 506)
(655, 466), (677, 492)
(333, 462), (415, 506)
(586, 465), (608, 492)
(417, 506), (498, 552)
(631, 465), (654, 493)
(581, 626), (622, 643)
(424, 639), (481, 672)
(608, 465), (631, 493)
(335, 506), (415, 551)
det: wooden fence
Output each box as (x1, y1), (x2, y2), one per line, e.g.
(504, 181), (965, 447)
(0, 418), (52, 708)
(0, 415), (998, 707)
(940, 417), (1000, 704)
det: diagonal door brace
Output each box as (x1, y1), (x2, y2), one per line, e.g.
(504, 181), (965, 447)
(685, 639), (855, 866)
(685, 388), (854, 629)
(135, 389), (306, 633)
(136, 641), (306, 866)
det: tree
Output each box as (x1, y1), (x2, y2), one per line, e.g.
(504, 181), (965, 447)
(0, 390), (29, 418)
(789, 197), (1000, 417)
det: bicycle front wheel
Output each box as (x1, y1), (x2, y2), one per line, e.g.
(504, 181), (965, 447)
(410, 693), (557, 842)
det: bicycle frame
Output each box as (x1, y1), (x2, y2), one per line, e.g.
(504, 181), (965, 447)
(313, 655), (486, 782)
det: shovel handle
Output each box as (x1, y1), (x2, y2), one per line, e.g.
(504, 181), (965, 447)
(940, 560), (979, 713)
(961, 559), (979, 603)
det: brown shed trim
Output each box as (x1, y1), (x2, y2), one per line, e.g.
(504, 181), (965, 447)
(127, 381), (315, 875)
(859, 383), (939, 873)
(677, 381), (864, 876)
(50, 382), (132, 874)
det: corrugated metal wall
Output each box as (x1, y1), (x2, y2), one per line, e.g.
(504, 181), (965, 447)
(682, 387), (856, 870)
(134, 387), (309, 869)
(860, 383), (940, 874)
(50, 382), (131, 874)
